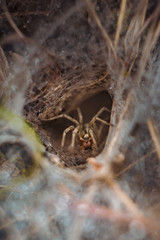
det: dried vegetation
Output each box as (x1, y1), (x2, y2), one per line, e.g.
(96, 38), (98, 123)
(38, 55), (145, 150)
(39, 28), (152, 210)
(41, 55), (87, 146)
(0, 0), (160, 239)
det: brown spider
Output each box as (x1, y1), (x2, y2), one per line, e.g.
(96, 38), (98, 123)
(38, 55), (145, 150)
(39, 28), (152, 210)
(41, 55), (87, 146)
(42, 107), (112, 151)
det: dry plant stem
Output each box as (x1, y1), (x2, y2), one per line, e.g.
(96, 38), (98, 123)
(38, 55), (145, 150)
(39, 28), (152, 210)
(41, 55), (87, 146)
(84, 166), (153, 230)
(114, 0), (127, 47)
(115, 150), (155, 178)
(82, 175), (151, 230)
(88, 153), (160, 232)
(107, 179), (144, 217)
(147, 120), (160, 161)
(72, 200), (141, 223)
(132, 5), (160, 48)
(100, 91), (133, 173)
(0, 47), (9, 87)
(71, 200), (160, 233)
(137, 15), (160, 84)
(84, 0), (117, 59)
(0, 47), (9, 71)
(104, 179), (160, 233)
(0, 219), (16, 230)
(2, 0), (24, 38)
(99, 4), (160, 177)
(124, 0), (148, 73)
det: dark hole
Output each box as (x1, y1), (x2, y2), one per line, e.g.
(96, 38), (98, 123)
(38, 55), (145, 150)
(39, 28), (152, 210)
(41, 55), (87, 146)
(42, 90), (113, 153)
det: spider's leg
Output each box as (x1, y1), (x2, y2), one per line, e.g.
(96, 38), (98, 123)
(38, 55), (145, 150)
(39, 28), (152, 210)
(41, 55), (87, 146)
(77, 107), (83, 124)
(95, 117), (113, 126)
(90, 107), (112, 126)
(61, 125), (75, 147)
(69, 125), (80, 149)
(42, 114), (79, 125)
(97, 123), (104, 141)
(88, 128), (97, 150)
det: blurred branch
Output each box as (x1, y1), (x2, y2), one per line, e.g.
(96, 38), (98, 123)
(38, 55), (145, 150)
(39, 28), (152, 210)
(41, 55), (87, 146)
(114, 0), (127, 47)
(147, 119), (160, 161)
(84, 0), (117, 60)
(2, 0), (24, 38)
(115, 150), (155, 178)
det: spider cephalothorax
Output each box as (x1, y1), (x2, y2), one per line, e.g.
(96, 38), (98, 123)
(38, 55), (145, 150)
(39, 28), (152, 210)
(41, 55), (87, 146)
(79, 124), (93, 150)
(42, 107), (112, 151)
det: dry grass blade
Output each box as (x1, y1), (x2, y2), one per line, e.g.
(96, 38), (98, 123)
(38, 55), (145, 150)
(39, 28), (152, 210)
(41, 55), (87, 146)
(2, 0), (24, 38)
(68, 176), (160, 234)
(99, 91), (133, 172)
(107, 178), (143, 217)
(0, 47), (9, 95)
(147, 119), (160, 161)
(132, 5), (160, 48)
(70, 199), (160, 231)
(0, 1), (160, 239)
(71, 200), (139, 223)
(0, 219), (16, 230)
(106, 179), (160, 233)
(114, 0), (127, 47)
(84, 0), (117, 59)
(124, 0), (148, 72)
(115, 150), (155, 178)
(137, 13), (160, 83)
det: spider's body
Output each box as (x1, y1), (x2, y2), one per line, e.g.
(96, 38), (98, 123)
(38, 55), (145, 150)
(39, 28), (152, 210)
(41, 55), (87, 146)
(42, 107), (112, 151)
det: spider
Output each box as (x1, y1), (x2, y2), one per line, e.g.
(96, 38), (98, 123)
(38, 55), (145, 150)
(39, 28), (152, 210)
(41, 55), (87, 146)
(42, 107), (112, 150)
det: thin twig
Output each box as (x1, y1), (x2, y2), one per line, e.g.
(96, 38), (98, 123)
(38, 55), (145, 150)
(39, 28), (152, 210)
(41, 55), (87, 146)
(136, 14), (160, 84)
(2, 0), (24, 38)
(84, 0), (117, 60)
(124, 0), (148, 73)
(147, 120), (160, 162)
(70, 198), (160, 232)
(115, 150), (155, 178)
(0, 219), (16, 230)
(107, 178), (143, 217)
(114, 0), (127, 47)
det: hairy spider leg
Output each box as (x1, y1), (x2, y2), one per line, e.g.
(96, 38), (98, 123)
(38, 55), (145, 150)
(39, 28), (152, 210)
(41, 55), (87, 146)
(42, 114), (79, 125)
(90, 107), (113, 126)
(77, 107), (83, 124)
(42, 113), (80, 149)
(88, 128), (98, 149)
(70, 125), (80, 149)
(61, 125), (75, 147)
